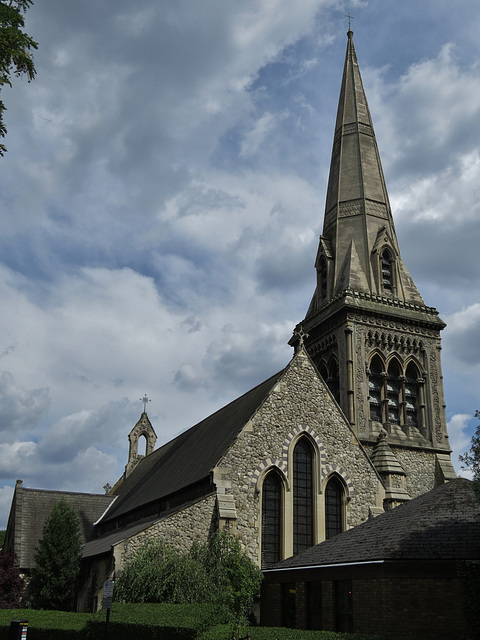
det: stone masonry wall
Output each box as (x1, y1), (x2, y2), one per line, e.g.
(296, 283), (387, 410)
(218, 350), (384, 564)
(122, 494), (217, 566)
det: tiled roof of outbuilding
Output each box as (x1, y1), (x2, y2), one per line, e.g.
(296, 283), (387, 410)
(5, 482), (115, 569)
(100, 368), (285, 524)
(270, 478), (480, 570)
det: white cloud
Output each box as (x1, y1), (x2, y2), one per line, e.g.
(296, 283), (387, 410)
(447, 413), (474, 478)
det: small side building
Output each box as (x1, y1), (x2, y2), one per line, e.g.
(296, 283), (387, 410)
(262, 478), (480, 639)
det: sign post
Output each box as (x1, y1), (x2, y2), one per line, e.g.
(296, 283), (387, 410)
(102, 580), (114, 640)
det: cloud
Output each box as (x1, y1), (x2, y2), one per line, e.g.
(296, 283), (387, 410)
(447, 413), (474, 478)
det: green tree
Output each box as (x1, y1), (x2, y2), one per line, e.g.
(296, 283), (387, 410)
(0, 0), (37, 156)
(459, 409), (480, 500)
(28, 500), (83, 610)
(115, 532), (263, 624)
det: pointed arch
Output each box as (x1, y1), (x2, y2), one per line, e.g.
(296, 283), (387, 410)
(386, 357), (402, 424)
(368, 353), (384, 422)
(327, 354), (340, 403)
(324, 474), (346, 539)
(261, 469), (283, 568)
(293, 436), (315, 554)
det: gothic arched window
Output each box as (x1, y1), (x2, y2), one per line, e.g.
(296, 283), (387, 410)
(319, 257), (327, 300)
(405, 362), (419, 426)
(261, 470), (282, 568)
(386, 359), (401, 424)
(328, 356), (340, 403)
(368, 356), (383, 422)
(381, 249), (393, 290)
(325, 476), (344, 539)
(293, 438), (314, 555)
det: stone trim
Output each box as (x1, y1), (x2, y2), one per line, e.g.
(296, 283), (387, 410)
(252, 458), (289, 493)
(282, 425), (326, 471)
(322, 465), (354, 498)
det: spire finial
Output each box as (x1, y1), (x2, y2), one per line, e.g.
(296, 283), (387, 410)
(345, 12), (354, 35)
(140, 394), (151, 413)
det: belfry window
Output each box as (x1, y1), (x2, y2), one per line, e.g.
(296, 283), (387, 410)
(405, 362), (419, 426)
(325, 476), (343, 539)
(293, 438), (314, 555)
(319, 257), (327, 300)
(261, 471), (282, 568)
(368, 356), (383, 422)
(386, 360), (401, 424)
(381, 250), (393, 290)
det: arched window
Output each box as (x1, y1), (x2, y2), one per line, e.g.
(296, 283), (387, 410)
(319, 361), (329, 383)
(368, 356), (383, 422)
(405, 362), (419, 426)
(381, 249), (393, 290)
(319, 257), (327, 300)
(328, 356), (340, 403)
(325, 476), (344, 539)
(293, 438), (314, 555)
(386, 359), (401, 424)
(261, 471), (282, 568)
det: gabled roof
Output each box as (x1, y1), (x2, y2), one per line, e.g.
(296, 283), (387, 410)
(100, 368), (285, 525)
(268, 478), (480, 571)
(5, 481), (115, 569)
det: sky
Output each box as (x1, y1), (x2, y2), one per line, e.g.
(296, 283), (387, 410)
(0, 0), (478, 527)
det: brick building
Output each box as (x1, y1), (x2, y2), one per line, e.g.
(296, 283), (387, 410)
(262, 478), (480, 639)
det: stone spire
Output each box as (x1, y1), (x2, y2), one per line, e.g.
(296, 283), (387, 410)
(307, 30), (424, 316)
(290, 31), (454, 484)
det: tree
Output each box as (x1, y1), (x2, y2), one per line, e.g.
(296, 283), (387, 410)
(0, 0), (37, 156)
(459, 409), (480, 500)
(0, 550), (24, 607)
(28, 500), (83, 610)
(115, 532), (263, 624)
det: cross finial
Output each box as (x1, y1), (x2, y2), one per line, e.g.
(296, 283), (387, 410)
(345, 12), (354, 31)
(294, 326), (309, 348)
(140, 394), (151, 413)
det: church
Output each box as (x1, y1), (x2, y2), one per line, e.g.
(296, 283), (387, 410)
(5, 29), (457, 615)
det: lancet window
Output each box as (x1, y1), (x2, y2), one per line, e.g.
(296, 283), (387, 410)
(319, 257), (327, 300)
(293, 437), (314, 554)
(325, 475), (344, 539)
(381, 249), (393, 290)
(319, 356), (340, 403)
(261, 470), (282, 568)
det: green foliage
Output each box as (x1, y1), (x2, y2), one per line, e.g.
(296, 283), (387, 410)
(0, 0), (37, 155)
(0, 550), (24, 607)
(459, 409), (480, 500)
(0, 529), (6, 548)
(115, 532), (263, 624)
(199, 626), (381, 640)
(28, 500), (83, 611)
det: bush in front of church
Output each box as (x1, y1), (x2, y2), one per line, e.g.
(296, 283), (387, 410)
(115, 532), (263, 624)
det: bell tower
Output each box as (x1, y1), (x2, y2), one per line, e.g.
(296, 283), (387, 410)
(290, 30), (456, 498)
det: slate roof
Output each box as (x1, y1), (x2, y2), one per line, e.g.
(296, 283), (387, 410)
(269, 478), (480, 570)
(100, 369), (285, 524)
(5, 482), (115, 569)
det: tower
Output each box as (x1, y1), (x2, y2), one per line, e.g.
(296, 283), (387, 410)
(290, 30), (456, 501)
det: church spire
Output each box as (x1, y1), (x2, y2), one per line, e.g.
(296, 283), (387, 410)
(290, 31), (453, 478)
(309, 30), (423, 314)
